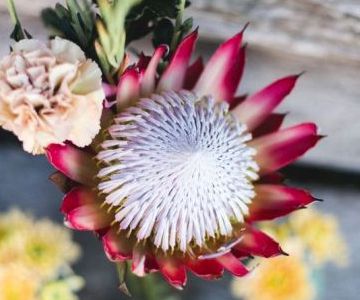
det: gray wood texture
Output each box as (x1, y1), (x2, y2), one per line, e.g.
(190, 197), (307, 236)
(190, 0), (360, 63)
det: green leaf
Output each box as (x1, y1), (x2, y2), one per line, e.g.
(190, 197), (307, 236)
(41, 0), (98, 61)
(6, 0), (31, 41)
(116, 262), (131, 296)
(10, 24), (32, 41)
(180, 17), (193, 36)
(126, 0), (192, 44)
(95, 0), (141, 79)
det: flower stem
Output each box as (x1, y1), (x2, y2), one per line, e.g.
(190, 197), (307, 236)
(6, 0), (29, 40)
(140, 274), (158, 300)
(6, 0), (20, 26)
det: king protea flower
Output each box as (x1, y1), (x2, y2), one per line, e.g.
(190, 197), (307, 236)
(46, 27), (321, 289)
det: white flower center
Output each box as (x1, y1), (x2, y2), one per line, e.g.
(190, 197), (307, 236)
(97, 91), (258, 252)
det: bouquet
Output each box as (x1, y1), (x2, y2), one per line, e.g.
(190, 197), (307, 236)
(0, 0), (328, 298)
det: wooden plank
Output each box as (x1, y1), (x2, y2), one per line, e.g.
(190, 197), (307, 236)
(189, 0), (360, 64)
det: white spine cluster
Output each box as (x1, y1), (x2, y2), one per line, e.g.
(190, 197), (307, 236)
(97, 91), (258, 252)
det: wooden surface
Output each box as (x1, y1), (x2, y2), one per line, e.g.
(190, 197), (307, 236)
(190, 0), (360, 63)
(0, 1), (360, 171)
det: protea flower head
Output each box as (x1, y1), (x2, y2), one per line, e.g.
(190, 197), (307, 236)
(46, 27), (321, 289)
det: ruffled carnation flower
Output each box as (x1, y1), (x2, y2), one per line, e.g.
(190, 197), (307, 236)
(0, 38), (104, 154)
(46, 28), (321, 289)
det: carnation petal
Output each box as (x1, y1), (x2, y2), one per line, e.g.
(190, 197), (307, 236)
(247, 184), (316, 221)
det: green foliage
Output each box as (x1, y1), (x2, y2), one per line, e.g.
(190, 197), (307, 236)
(126, 0), (192, 48)
(41, 0), (98, 61)
(41, 0), (194, 80)
(95, 0), (141, 79)
(117, 262), (180, 300)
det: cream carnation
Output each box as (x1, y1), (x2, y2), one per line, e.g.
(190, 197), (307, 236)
(0, 38), (104, 154)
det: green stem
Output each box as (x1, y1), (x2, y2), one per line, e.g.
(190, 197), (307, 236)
(6, 0), (20, 25)
(6, 0), (28, 40)
(140, 274), (158, 300)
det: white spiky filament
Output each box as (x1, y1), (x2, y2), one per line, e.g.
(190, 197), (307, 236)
(97, 91), (259, 253)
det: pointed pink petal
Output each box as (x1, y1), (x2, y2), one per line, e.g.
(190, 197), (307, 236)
(252, 113), (287, 138)
(131, 248), (147, 277)
(157, 31), (198, 92)
(62, 187), (111, 231)
(235, 226), (286, 258)
(194, 31), (245, 102)
(116, 68), (140, 111)
(233, 74), (300, 130)
(144, 255), (160, 273)
(187, 259), (224, 280)
(159, 259), (187, 290)
(136, 52), (151, 72)
(183, 57), (204, 90)
(102, 83), (117, 97)
(258, 172), (285, 184)
(102, 227), (132, 262)
(141, 45), (168, 96)
(249, 123), (320, 175)
(46, 144), (96, 185)
(247, 184), (316, 222)
(229, 94), (247, 110)
(217, 252), (249, 277)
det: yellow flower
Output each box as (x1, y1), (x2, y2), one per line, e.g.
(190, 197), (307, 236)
(289, 209), (348, 266)
(21, 219), (81, 278)
(0, 38), (104, 154)
(0, 209), (32, 240)
(232, 254), (315, 300)
(0, 264), (39, 300)
(0, 209), (32, 264)
(40, 276), (84, 300)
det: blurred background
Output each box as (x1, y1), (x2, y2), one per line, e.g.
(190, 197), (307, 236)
(0, 0), (359, 299)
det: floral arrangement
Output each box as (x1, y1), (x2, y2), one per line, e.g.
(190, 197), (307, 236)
(0, 0), (333, 298)
(0, 209), (83, 300)
(231, 208), (348, 300)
